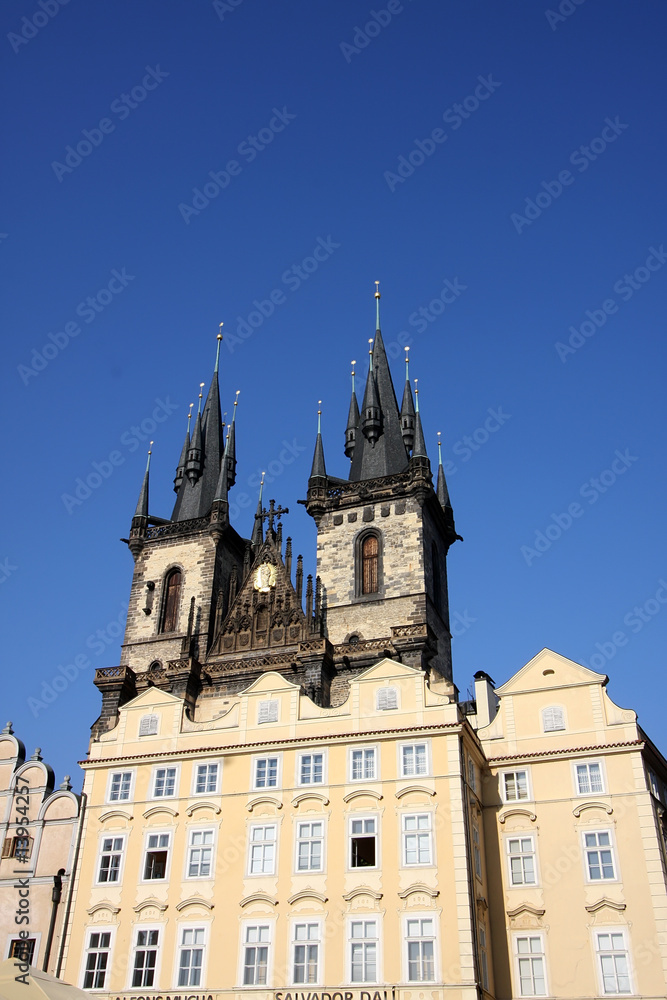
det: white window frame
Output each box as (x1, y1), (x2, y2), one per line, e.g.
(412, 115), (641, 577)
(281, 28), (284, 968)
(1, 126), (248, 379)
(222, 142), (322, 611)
(252, 754), (282, 791)
(247, 822), (278, 876)
(192, 761), (220, 795)
(185, 826), (215, 880)
(501, 768), (531, 802)
(290, 918), (323, 987)
(239, 920), (274, 987)
(349, 745), (378, 782)
(347, 916), (381, 984)
(593, 926), (633, 995)
(80, 927), (114, 991)
(175, 923), (210, 989)
(376, 685), (399, 711)
(467, 755), (477, 792)
(574, 759), (606, 796)
(478, 924), (489, 991)
(401, 813), (433, 867)
(141, 830), (172, 883)
(150, 764), (179, 799)
(583, 828), (618, 882)
(95, 833), (126, 885)
(513, 933), (548, 997)
(403, 913), (438, 983)
(128, 925), (162, 990)
(399, 741), (431, 778)
(348, 814), (379, 871)
(106, 769), (135, 803)
(541, 705), (566, 732)
(472, 821), (482, 880)
(506, 835), (538, 887)
(295, 819), (325, 873)
(296, 750), (327, 786)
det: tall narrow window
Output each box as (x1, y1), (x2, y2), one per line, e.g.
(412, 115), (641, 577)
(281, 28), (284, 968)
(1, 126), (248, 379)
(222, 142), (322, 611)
(361, 535), (379, 595)
(160, 569), (182, 633)
(132, 930), (159, 988)
(83, 932), (111, 989)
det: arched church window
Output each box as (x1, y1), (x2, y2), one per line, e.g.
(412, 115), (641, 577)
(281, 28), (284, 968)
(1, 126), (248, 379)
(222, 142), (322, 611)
(361, 534), (380, 595)
(160, 569), (182, 633)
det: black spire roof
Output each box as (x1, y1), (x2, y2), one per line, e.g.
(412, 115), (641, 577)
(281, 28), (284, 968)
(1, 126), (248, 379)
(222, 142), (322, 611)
(172, 355), (227, 521)
(348, 302), (409, 481)
(310, 405), (327, 479)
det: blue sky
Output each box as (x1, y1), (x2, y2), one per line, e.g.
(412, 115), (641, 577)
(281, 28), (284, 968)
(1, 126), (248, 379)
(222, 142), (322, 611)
(2, 0), (666, 784)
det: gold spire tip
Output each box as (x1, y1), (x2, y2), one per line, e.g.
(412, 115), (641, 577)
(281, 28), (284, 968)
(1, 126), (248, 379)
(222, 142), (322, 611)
(375, 280), (380, 299)
(218, 322), (224, 340)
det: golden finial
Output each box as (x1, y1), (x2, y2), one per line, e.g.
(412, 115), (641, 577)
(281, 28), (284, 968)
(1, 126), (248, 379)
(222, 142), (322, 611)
(187, 402), (194, 424)
(218, 322), (224, 341)
(414, 378), (419, 411)
(215, 324), (223, 371)
(317, 400), (322, 434)
(375, 280), (380, 299)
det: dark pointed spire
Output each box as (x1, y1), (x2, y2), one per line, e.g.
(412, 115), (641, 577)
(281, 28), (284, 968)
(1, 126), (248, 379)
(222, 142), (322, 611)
(349, 284), (409, 481)
(134, 443), (152, 518)
(436, 432), (451, 508)
(400, 347), (415, 452)
(128, 443), (152, 559)
(310, 402), (327, 479)
(225, 391), (239, 488)
(344, 361), (360, 460)
(174, 404), (193, 493)
(411, 380), (428, 459)
(251, 474), (264, 552)
(185, 383), (205, 484)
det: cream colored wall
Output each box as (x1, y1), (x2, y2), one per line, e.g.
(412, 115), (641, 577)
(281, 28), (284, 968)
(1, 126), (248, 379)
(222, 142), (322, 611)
(62, 661), (488, 999)
(478, 649), (667, 999)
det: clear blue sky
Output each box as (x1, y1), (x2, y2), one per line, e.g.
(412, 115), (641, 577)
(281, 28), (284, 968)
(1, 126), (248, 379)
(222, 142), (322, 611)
(2, 0), (666, 785)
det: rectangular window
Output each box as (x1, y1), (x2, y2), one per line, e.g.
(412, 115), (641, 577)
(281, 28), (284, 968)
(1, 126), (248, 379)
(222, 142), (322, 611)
(97, 836), (124, 884)
(243, 925), (270, 985)
(479, 926), (489, 991)
(576, 762), (604, 795)
(9, 938), (36, 964)
(139, 713), (158, 736)
(9, 836), (32, 861)
(108, 771), (132, 802)
(350, 817), (377, 868)
(296, 821), (323, 872)
(377, 686), (398, 710)
(350, 920), (377, 983)
(299, 753), (324, 785)
(351, 748), (376, 782)
(508, 837), (536, 886)
(178, 927), (206, 987)
(83, 932), (111, 989)
(249, 825), (277, 875)
(402, 814), (432, 866)
(293, 923), (320, 985)
(258, 700), (279, 724)
(153, 767), (177, 798)
(596, 931), (631, 994)
(187, 829), (214, 878)
(254, 757), (279, 789)
(467, 757), (476, 792)
(542, 706), (565, 732)
(401, 743), (428, 777)
(473, 823), (482, 879)
(132, 930), (159, 988)
(194, 763), (219, 795)
(503, 770), (529, 801)
(515, 936), (546, 996)
(406, 918), (436, 982)
(585, 831), (616, 880)
(143, 833), (170, 880)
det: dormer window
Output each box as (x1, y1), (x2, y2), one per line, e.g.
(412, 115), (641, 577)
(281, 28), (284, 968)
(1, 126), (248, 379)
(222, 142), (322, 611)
(376, 686), (398, 711)
(258, 700), (279, 724)
(139, 714), (159, 737)
(160, 569), (182, 633)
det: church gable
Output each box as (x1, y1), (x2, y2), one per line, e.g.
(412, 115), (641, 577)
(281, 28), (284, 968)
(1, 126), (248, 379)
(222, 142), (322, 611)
(495, 648), (607, 696)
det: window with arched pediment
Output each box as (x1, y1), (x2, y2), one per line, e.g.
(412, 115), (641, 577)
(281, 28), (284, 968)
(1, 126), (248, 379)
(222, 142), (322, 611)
(160, 569), (181, 633)
(356, 531), (382, 597)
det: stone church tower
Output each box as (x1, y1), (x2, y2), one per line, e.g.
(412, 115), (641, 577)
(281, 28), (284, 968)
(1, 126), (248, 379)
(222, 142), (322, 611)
(93, 290), (460, 735)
